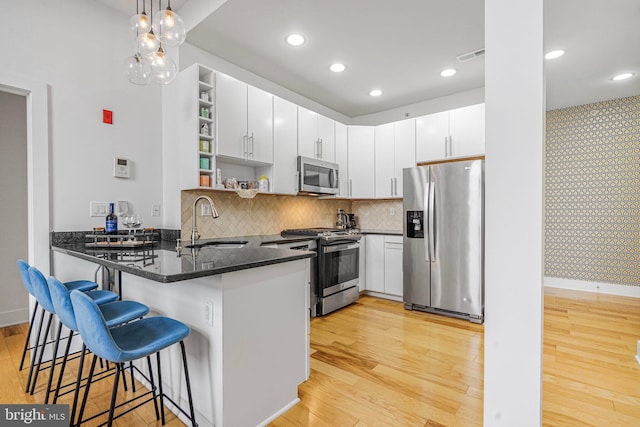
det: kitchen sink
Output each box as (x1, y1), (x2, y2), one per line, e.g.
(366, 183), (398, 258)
(185, 240), (248, 249)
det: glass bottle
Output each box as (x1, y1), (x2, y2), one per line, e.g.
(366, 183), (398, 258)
(106, 203), (118, 234)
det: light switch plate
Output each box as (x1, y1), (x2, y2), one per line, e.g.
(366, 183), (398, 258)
(90, 201), (109, 217)
(151, 204), (161, 217)
(116, 201), (129, 214)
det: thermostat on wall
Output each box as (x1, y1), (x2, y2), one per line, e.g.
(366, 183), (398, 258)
(113, 157), (130, 178)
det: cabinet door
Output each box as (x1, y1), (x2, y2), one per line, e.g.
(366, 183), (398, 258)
(298, 106), (319, 159)
(335, 122), (349, 198)
(247, 85), (273, 163)
(365, 235), (384, 293)
(358, 235), (366, 291)
(448, 103), (485, 158)
(216, 73), (248, 159)
(317, 114), (335, 162)
(374, 123), (395, 198)
(347, 126), (375, 198)
(273, 97), (298, 194)
(415, 111), (448, 162)
(393, 119), (416, 197)
(384, 236), (403, 297)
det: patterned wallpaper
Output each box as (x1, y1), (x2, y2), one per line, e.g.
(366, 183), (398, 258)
(545, 95), (640, 286)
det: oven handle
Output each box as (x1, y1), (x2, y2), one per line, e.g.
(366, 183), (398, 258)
(323, 242), (359, 253)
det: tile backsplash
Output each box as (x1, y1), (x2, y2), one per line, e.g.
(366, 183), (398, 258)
(181, 191), (404, 239)
(181, 191), (353, 239)
(352, 200), (403, 231)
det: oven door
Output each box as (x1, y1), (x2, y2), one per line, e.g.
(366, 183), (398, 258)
(318, 240), (359, 297)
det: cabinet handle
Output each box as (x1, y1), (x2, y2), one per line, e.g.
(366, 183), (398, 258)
(449, 135), (453, 157)
(249, 132), (255, 158)
(243, 134), (248, 157)
(349, 179), (353, 197)
(394, 177), (398, 196)
(319, 138), (323, 158)
(444, 136), (448, 157)
(391, 178), (394, 196)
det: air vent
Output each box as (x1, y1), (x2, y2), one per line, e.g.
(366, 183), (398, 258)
(457, 48), (485, 62)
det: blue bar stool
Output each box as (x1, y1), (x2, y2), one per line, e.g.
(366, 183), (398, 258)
(17, 260), (98, 374)
(71, 290), (197, 427)
(47, 276), (149, 425)
(27, 266), (121, 397)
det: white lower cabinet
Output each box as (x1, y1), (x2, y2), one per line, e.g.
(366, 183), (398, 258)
(358, 235), (366, 291)
(365, 234), (403, 299)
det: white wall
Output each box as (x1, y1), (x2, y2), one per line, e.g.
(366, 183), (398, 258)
(0, 0), (164, 232)
(484, 0), (544, 425)
(0, 91), (28, 326)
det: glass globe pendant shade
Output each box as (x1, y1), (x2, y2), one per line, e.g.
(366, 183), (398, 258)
(154, 8), (186, 47)
(136, 30), (160, 56)
(129, 13), (150, 39)
(147, 47), (177, 84)
(123, 53), (151, 85)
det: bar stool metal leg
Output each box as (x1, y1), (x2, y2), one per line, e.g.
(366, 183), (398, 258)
(24, 306), (45, 392)
(180, 341), (197, 427)
(19, 301), (40, 370)
(29, 311), (54, 395)
(44, 320), (64, 403)
(52, 329), (74, 403)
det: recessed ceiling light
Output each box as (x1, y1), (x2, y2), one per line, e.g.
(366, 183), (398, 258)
(369, 89), (383, 97)
(545, 50), (565, 60)
(440, 68), (457, 77)
(612, 72), (635, 81)
(330, 63), (346, 73)
(285, 33), (305, 46)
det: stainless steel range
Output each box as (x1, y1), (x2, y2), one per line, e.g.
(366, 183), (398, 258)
(281, 228), (362, 316)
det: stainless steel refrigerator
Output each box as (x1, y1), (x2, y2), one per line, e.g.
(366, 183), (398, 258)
(403, 159), (484, 323)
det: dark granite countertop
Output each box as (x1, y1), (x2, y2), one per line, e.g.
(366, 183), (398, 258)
(51, 233), (315, 283)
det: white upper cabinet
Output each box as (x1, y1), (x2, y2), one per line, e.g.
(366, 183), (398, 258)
(335, 122), (349, 198)
(298, 106), (335, 162)
(272, 96), (298, 194)
(216, 73), (273, 164)
(374, 123), (395, 198)
(416, 103), (485, 162)
(447, 103), (485, 158)
(347, 126), (375, 198)
(374, 119), (416, 198)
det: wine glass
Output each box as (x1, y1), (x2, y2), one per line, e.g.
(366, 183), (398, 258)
(121, 215), (136, 240)
(129, 214), (143, 237)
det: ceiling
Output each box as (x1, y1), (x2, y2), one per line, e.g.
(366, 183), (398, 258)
(101, 0), (640, 118)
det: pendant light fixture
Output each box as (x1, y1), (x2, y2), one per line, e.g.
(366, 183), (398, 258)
(124, 0), (185, 85)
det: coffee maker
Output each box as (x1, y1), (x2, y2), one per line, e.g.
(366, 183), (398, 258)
(336, 209), (357, 229)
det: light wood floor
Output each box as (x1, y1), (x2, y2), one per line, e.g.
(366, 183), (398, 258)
(1, 288), (640, 426)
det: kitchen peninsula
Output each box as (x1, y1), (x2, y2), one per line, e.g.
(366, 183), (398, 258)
(51, 234), (315, 427)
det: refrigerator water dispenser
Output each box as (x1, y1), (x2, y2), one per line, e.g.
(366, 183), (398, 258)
(406, 211), (424, 238)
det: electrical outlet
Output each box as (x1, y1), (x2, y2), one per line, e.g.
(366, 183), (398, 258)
(390, 207), (396, 216)
(201, 204), (212, 216)
(151, 204), (161, 217)
(204, 300), (213, 327)
(90, 201), (108, 217)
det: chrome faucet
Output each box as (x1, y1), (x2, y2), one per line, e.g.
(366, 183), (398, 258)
(191, 195), (219, 244)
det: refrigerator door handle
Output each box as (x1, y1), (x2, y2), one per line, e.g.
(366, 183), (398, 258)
(424, 183), (431, 262)
(428, 181), (436, 262)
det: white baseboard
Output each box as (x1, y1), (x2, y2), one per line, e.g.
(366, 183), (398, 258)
(362, 290), (403, 302)
(258, 398), (300, 427)
(0, 307), (29, 328)
(544, 277), (640, 299)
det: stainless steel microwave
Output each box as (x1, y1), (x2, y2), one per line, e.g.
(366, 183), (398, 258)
(297, 156), (339, 195)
